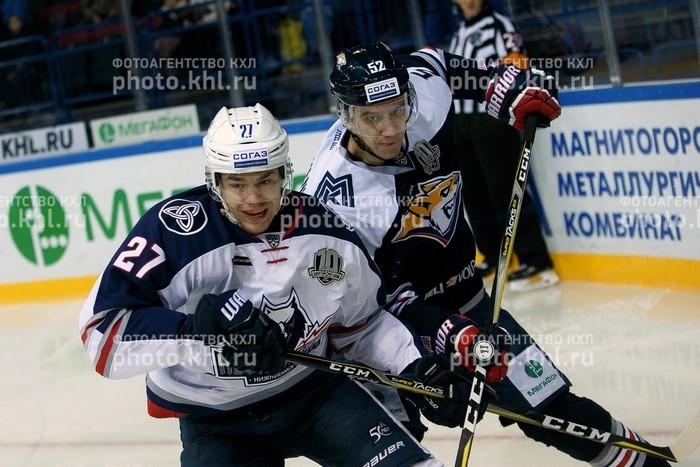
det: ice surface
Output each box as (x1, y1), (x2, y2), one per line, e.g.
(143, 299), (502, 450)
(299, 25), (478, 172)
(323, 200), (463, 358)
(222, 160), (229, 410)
(2, 282), (699, 466)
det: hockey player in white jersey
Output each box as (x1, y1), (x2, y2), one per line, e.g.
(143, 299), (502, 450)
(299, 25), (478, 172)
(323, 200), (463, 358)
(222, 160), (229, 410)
(79, 103), (478, 466)
(301, 42), (670, 466)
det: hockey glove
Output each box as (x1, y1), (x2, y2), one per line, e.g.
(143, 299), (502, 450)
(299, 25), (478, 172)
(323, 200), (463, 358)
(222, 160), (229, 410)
(435, 314), (511, 383)
(485, 63), (561, 131)
(193, 290), (287, 375)
(403, 354), (496, 428)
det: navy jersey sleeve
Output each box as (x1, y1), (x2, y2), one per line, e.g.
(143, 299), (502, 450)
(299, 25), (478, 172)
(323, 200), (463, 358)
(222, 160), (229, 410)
(79, 186), (228, 378)
(401, 46), (492, 102)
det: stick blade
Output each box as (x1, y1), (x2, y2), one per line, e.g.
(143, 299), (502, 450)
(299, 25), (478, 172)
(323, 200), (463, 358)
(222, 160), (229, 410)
(669, 408), (700, 462)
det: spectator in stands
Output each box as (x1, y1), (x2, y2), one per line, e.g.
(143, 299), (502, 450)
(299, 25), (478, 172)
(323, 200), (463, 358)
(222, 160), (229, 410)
(189, 0), (234, 24)
(0, 10), (42, 111)
(153, 0), (191, 76)
(130, 0), (162, 19)
(1, 0), (33, 30)
(300, 0), (339, 57)
(423, 0), (453, 48)
(81, 0), (120, 23)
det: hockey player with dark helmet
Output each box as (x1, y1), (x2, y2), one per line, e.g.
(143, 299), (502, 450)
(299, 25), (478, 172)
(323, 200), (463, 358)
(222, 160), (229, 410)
(304, 41), (671, 466)
(329, 41), (418, 163)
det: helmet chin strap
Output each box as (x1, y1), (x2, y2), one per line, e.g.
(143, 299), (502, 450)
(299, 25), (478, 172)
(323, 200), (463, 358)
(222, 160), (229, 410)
(220, 205), (239, 226)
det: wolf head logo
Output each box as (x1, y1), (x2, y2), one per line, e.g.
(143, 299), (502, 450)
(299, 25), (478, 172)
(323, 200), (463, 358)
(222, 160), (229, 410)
(392, 171), (462, 246)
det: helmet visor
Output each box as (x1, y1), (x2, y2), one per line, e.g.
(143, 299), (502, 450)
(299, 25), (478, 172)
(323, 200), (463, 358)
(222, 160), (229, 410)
(340, 89), (417, 139)
(216, 170), (288, 205)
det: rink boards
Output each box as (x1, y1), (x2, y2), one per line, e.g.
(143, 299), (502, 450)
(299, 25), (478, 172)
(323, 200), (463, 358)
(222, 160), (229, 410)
(0, 81), (699, 303)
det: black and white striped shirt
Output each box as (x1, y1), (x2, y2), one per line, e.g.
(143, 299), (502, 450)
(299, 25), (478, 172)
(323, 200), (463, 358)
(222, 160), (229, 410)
(449, 4), (526, 114)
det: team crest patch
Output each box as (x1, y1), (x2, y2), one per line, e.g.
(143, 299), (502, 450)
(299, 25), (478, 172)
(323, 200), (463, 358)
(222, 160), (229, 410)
(308, 248), (346, 285)
(158, 199), (207, 235)
(260, 288), (331, 351)
(211, 288), (329, 379)
(393, 151), (408, 165)
(314, 172), (354, 207)
(392, 171), (462, 246)
(414, 140), (440, 174)
(265, 234), (280, 248)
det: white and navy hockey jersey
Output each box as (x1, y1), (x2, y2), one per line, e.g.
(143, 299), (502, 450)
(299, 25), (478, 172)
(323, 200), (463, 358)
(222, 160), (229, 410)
(79, 186), (422, 417)
(301, 47), (491, 317)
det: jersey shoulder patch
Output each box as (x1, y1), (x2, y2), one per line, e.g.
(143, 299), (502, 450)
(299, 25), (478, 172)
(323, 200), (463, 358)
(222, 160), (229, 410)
(158, 198), (208, 235)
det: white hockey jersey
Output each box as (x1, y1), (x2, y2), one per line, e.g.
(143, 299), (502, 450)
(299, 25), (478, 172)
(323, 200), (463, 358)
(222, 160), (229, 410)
(79, 186), (422, 417)
(301, 47), (489, 316)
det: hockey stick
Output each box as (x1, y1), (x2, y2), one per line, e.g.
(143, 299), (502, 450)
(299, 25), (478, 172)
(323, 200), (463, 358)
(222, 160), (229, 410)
(453, 113), (540, 467)
(286, 350), (700, 463)
(487, 403), (700, 464)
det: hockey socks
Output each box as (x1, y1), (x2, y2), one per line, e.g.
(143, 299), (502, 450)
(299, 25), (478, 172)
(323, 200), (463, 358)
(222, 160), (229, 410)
(590, 419), (672, 467)
(509, 392), (670, 466)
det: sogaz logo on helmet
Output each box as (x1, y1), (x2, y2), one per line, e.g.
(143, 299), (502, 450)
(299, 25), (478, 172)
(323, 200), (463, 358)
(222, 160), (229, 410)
(365, 77), (400, 103)
(231, 146), (269, 169)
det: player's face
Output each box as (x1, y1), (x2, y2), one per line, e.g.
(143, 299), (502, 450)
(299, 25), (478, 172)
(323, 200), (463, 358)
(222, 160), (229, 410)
(218, 169), (284, 234)
(348, 95), (410, 161)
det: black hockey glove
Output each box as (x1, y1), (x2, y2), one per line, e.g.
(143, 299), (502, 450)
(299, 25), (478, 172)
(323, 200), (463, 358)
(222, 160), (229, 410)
(485, 63), (561, 131)
(193, 290), (287, 375)
(402, 354), (496, 428)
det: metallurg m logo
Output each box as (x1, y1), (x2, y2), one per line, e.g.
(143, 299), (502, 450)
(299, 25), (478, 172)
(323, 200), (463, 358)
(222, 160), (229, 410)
(314, 172), (355, 207)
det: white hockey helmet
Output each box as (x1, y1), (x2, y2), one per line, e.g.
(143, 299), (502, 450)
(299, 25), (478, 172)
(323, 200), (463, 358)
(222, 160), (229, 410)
(203, 103), (293, 203)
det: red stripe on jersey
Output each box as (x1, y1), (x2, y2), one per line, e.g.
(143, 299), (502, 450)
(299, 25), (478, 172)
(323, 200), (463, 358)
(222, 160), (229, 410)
(328, 316), (372, 335)
(282, 193), (304, 239)
(80, 315), (104, 345)
(147, 399), (186, 419)
(95, 316), (123, 376)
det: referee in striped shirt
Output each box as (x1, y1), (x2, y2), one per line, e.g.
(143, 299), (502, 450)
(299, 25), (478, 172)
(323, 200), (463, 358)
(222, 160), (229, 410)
(449, 0), (560, 292)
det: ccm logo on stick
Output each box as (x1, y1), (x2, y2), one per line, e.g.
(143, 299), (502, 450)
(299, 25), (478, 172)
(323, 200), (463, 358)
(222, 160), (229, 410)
(329, 362), (371, 378)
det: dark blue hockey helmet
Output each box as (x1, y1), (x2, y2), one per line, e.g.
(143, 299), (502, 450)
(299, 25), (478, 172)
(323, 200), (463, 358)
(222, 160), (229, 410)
(330, 42), (418, 136)
(330, 41), (411, 106)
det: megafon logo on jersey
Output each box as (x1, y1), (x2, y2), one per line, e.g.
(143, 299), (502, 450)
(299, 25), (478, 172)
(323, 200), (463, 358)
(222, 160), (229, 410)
(365, 77), (399, 103)
(231, 145), (269, 170)
(7, 185), (70, 266)
(393, 171), (462, 247)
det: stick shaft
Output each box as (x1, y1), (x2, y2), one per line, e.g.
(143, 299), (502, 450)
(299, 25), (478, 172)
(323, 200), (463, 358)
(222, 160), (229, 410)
(455, 114), (540, 466)
(489, 114), (539, 325)
(286, 350), (696, 463)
